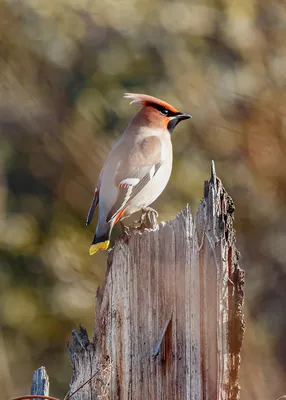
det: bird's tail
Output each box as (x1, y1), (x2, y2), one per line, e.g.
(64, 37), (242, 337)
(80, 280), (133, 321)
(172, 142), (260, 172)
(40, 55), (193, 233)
(89, 230), (111, 256)
(89, 210), (125, 255)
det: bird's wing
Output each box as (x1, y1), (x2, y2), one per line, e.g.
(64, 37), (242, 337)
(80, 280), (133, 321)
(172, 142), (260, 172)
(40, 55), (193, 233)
(86, 167), (105, 226)
(106, 135), (162, 223)
(86, 187), (99, 226)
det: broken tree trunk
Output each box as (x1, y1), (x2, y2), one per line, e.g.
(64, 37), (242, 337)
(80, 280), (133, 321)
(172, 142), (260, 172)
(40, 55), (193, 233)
(68, 162), (245, 400)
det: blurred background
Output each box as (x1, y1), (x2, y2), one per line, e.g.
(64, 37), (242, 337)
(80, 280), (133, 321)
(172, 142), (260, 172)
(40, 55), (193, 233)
(0, 0), (285, 398)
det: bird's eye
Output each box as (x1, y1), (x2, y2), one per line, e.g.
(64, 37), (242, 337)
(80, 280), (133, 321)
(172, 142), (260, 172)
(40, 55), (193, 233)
(160, 108), (169, 116)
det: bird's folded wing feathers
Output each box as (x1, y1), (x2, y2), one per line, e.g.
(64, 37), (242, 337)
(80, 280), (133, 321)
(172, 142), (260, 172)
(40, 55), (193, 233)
(106, 135), (162, 223)
(106, 162), (161, 223)
(86, 165), (106, 226)
(86, 187), (99, 226)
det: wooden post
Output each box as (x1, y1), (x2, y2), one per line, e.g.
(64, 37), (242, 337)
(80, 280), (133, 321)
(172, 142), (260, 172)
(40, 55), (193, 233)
(30, 366), (50, 399)
(68, 162), (245, 400)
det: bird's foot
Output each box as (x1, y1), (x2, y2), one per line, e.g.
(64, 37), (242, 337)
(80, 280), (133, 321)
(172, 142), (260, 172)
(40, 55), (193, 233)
(134, 207), (159, 230)
(142, 207), (159, 218)
(119, 221), (131, 244)
(120, 221), (131, 236)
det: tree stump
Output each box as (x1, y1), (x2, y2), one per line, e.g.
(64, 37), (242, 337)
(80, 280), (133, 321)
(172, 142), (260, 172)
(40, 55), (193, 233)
(68, 162), (245, 400)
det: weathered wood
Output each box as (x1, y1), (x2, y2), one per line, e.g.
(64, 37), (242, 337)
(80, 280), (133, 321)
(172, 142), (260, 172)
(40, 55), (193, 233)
(30, 366), (50, 399)
(69, 162), (245, 400)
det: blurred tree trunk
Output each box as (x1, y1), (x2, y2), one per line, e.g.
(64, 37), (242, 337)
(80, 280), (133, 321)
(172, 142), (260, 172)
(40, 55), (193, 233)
(68, 162), (245, 400)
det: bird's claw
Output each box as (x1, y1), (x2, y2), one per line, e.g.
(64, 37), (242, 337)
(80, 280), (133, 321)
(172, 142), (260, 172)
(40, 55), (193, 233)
(120, 221), (131, 237)
(142, 207), (158, 218)
(134, 207), (159, 230)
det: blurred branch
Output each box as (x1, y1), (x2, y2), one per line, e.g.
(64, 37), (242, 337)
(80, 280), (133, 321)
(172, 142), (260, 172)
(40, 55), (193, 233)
(11, 396), (59, 400)
(10, 366), (100, 400)
(10, 366), (60, 400)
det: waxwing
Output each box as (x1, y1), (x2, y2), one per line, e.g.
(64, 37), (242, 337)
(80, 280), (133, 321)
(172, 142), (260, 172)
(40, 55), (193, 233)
(86, 93), (192, 255)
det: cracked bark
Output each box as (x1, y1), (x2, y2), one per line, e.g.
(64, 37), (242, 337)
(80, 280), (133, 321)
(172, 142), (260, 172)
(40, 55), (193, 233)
(68, 162), (245, 400)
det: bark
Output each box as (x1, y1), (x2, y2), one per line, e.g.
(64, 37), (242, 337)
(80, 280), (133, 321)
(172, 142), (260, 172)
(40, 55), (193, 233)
(68, 162), (245, 400)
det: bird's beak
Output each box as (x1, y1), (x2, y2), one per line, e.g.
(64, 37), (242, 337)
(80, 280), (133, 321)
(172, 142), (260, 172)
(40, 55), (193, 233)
(167, 113), (192, 133)
(177, 113), (192, 121)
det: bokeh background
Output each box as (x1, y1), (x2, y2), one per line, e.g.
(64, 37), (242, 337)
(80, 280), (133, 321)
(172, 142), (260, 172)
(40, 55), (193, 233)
(0, 0), (285, 398)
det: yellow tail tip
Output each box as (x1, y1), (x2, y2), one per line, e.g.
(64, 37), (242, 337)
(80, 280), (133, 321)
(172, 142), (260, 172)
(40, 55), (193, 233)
(89, 240), (110, 255)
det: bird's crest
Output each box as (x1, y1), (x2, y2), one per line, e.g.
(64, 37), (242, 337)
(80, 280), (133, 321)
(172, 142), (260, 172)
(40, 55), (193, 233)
(124, 93), (179, 114)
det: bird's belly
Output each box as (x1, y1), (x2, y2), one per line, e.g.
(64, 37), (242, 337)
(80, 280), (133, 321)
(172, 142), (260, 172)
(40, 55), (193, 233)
(125, 162), (172, 215)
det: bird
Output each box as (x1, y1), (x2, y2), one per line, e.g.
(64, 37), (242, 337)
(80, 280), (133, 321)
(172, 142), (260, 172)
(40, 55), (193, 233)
(86, 93), (192, 255)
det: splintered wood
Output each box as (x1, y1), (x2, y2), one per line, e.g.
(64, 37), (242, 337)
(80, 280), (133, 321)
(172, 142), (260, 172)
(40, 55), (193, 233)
(69, 162), (245, 400)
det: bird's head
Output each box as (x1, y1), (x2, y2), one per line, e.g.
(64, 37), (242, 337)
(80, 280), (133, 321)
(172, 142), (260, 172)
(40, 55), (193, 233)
(124, 93), (192, 133)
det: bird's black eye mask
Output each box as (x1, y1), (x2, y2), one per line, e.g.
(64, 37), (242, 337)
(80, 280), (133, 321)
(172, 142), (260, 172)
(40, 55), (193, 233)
(149, 103), (181, 118)
(148, 102), (191, 133)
